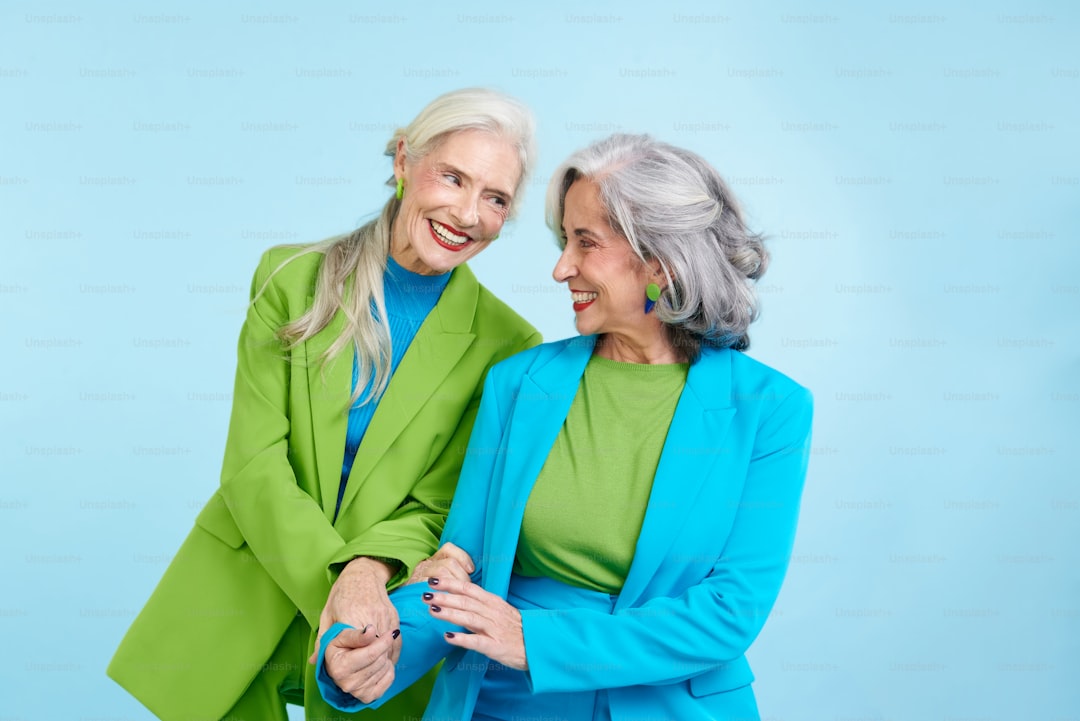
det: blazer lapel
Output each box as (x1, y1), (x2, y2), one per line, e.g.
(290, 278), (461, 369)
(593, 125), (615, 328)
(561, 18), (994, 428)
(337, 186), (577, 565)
(617, 349), (739, 608)
(484, 336), (596, 597)
(305, 301), (353, 520)
(336, 265), (479, 517)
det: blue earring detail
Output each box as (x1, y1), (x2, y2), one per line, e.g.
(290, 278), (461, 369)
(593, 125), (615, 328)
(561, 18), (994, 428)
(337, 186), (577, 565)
(644, 282), (661, 314)
(395, 177), (404, 200)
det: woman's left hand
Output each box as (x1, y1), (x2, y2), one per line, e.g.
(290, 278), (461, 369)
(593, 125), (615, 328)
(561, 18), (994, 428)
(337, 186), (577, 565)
(421, 577), (528, 671)
(406, 542), (475, 586)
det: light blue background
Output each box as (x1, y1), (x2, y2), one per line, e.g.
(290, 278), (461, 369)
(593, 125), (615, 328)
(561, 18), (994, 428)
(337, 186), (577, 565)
(2, 1), (1078, 719)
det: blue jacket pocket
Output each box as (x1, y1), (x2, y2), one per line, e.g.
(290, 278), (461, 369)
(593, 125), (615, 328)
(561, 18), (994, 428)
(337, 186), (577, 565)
(688, 656), (755, 697)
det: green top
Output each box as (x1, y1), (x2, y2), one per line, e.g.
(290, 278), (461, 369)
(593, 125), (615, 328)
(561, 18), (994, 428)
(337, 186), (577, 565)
(514, 354), (689, 594)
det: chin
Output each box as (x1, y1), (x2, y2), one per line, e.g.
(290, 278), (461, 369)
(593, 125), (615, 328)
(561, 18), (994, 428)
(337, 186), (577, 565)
(574, 320), (599, 336)
(429, 252), (468, 272)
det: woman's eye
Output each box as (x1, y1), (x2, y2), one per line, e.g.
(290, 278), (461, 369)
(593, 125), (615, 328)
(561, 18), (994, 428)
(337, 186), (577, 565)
(489, 196), (507, 208)
(443, 174), (461, 185)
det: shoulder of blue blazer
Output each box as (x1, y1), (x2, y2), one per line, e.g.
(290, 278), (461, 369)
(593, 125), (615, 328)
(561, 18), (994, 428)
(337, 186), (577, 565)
(724, 347), (814, 423)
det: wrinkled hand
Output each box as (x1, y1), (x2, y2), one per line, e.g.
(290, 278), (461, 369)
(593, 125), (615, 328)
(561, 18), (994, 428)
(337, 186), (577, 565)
(323, 624), (399, 703)
(422, 576), (528, 671)
(309, 558), (401, 666)
(407, 542), (475, 586)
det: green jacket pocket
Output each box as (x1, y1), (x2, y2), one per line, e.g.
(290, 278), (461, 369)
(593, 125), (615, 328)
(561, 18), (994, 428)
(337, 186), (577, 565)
(194, 492), (246, 549)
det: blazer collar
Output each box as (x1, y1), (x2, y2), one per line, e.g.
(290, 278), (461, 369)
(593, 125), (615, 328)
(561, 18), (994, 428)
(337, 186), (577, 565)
(305, 264), (480, 520)
(529, 338), (734, 411)
(617, 348), (738, 607)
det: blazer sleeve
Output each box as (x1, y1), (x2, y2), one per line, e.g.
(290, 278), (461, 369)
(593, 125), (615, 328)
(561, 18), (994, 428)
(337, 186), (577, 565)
(520, 385), (814, 694)
(215, 249), (347, 626)
(318, 368), (513, 712)
(325, 329), (539, 589)
(324, 390), (480, 591)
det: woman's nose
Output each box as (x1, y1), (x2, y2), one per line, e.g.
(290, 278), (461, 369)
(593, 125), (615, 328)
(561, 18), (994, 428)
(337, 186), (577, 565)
(552, 246), (576, 283)
(451, 195), (481, 228)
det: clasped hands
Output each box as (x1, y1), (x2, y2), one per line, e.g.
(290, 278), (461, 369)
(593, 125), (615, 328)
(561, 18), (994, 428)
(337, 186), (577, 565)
(316, 542), (528, 704)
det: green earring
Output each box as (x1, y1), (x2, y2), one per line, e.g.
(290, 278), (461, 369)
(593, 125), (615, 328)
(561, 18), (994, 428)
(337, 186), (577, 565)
(644, 282), (661, 314)
(491, 233), (499, 241)
(395, 177), (404, 200)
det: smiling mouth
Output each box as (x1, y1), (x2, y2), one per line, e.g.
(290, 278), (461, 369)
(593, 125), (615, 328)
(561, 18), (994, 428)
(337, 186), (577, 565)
(571, 290), (597, 310)
(429, 220), (471, 250)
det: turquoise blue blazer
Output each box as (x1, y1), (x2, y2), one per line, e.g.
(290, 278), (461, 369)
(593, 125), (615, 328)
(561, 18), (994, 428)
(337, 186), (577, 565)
(320, 335), (813, 721)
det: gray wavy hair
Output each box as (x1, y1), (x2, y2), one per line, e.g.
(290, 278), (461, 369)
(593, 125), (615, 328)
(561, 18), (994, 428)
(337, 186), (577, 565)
(545, 133), (768, 360)
(267, 88), (535, 405)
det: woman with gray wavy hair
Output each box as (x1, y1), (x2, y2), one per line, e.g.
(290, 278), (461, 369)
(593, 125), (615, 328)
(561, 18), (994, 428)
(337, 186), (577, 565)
(318, 133), (813, 721)
(108, 88), (541, 721)
(545, 132), (768, 356)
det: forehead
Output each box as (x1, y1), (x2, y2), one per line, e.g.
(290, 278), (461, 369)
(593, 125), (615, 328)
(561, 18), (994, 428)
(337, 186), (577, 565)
(421, 129), (521, 192)
(563, 178), (611, 227)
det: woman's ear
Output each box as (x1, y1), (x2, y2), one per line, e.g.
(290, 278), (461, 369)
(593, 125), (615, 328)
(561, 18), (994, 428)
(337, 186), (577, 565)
(649, 259), (672, 285)
(393, 138), (407, 181)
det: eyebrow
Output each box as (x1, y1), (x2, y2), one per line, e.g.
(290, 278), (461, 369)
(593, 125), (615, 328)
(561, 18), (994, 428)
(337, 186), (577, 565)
(437, 162), (513, 203)
(559, 225), (600, 239)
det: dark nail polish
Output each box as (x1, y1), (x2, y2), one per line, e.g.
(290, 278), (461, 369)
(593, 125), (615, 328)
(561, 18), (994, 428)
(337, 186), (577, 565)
(445, 631), (455, 639)
(422, 592), (434, 601)
(392, 629), (400, 640)
(428, 577), (439, 586)
(430, 605), (442, 613)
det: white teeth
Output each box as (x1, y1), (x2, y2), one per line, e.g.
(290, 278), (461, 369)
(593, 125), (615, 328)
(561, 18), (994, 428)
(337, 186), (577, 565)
(572, 291), (598, 303)
(431, 221), (468, 246)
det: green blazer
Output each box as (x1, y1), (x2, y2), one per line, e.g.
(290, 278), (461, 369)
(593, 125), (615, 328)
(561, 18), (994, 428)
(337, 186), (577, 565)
(107, 245), (540, 721)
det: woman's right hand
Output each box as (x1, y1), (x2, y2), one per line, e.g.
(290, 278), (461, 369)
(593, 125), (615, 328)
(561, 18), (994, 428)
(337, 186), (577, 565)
(310, 557), (401, 665)
(322, 625), (399, 703)
(406, 542), (475, 585)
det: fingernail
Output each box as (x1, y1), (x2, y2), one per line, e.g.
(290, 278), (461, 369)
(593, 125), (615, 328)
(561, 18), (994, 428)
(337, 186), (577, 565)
(428, 577), (439, 586)
(422, 592), (434, 601)
(392, 629), (400, 640)
(444, 631), (455, 639)
(430, 605), (442, 613)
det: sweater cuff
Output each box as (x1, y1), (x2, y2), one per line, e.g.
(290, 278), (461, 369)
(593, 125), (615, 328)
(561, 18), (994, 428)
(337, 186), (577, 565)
(315, 623), (366, 712)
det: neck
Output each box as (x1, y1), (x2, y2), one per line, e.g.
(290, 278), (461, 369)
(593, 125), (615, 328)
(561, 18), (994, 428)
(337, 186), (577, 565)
(389, 221), (439, 276)
(594, 332), (685, 364)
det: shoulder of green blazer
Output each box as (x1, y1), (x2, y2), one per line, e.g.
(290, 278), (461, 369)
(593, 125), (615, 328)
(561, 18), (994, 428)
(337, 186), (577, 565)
(108, 242), (539, 721)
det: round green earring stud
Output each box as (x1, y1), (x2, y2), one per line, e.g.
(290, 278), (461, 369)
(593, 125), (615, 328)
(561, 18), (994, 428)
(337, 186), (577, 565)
(644, 282), (661, 313)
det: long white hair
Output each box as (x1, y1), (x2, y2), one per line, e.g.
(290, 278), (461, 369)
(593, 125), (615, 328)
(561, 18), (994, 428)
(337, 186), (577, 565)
(268, 88), (535, 406)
